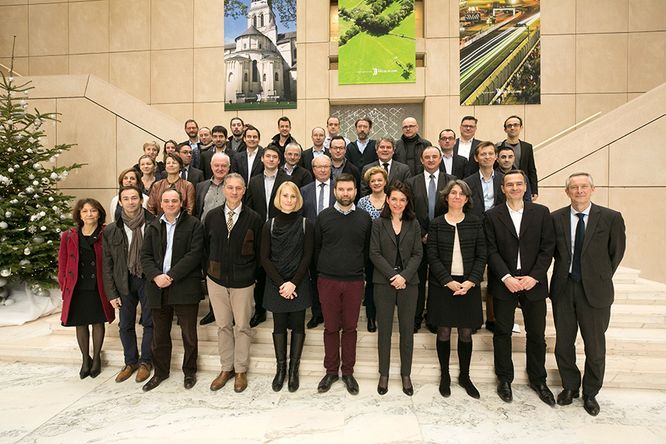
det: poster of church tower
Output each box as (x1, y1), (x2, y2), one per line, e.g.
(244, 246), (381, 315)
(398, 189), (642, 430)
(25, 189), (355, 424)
(224, 0), (297, 110)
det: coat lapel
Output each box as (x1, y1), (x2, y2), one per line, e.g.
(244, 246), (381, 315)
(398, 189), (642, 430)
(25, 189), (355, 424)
(561, 209), (572, 261)
(497, 204), (518, 238)
(519, 203), (531, 238)
(381, 218), (397, 246)
(582, 204), (601, 254)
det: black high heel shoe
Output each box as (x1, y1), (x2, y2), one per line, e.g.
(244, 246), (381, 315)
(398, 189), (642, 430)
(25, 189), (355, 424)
(79, 355), (92, 379)
(90, 355), (102, 378)
(401, 375), (414, 396)
(377, 375), (389, 395)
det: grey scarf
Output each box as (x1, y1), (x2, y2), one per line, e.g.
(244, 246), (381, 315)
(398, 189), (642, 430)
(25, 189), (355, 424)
(121, 209), (146, 277)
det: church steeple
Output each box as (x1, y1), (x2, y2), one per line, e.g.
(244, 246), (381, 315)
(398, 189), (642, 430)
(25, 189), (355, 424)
(247, 0), (277, 45)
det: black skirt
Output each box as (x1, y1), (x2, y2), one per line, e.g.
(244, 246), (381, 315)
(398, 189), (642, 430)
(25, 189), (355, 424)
(427, 276), (483, 329)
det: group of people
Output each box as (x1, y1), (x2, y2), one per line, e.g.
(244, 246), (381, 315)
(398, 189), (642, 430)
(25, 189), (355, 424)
(57, 114), (625, 417)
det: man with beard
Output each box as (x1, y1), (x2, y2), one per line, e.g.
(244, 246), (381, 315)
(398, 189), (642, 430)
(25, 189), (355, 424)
(228, 117), (245, 152)
(182, 119), (202, 169)
(346, 117), (377, 171)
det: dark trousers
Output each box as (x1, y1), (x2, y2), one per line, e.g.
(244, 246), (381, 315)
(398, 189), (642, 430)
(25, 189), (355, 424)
(309, 265), (322, 319)
(254, 267), (267, 315)
(364, 261), (376, 320)
(119, 275), (153, 365)
(415, 256), (429, 324)
(553, 278), (610, 397)
(375, 284), (418, 376)
(151, 303), (199, 379)
(318, 276), (364, 376)
(493, 294), (547, 385)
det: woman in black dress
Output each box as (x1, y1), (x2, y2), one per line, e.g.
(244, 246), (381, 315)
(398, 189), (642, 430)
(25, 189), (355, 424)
(427, 180), (486, 399)
(260, 181), (313, 392)
(58, 198), (115, 378)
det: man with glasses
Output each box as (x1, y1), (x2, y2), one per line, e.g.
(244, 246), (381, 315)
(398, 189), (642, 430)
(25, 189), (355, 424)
(438, 129), (468, 179)
(329, 136), (361, 196)
(454, 116), (481, 175)
(394, 117), (432, 176)
(496, 116), (538, 201)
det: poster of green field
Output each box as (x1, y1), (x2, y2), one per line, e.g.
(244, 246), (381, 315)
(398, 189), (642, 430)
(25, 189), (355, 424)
(459, 0), (541, 106)
(338, 0), (416, 85)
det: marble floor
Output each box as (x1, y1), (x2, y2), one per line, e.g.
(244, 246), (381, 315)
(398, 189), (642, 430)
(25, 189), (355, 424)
(1, 362), (665, 444)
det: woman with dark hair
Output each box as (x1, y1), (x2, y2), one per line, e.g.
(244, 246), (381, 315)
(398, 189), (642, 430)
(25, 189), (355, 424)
(357, 166), (388, 332)
(369, 181), (423, 396)
(58, 198), (115, 378)
(109, 168), (149, 220)
(137, 154), (159, 195)
(147, 153), (195, 216)
(427, 179), (486, 399)
(261, 181), (313, 392)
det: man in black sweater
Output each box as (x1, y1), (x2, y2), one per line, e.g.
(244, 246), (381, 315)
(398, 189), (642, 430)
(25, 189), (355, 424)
(314, 173), (372, 396)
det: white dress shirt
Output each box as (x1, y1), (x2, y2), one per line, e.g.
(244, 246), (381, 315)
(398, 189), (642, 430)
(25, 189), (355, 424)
(569, 204), (591, 272)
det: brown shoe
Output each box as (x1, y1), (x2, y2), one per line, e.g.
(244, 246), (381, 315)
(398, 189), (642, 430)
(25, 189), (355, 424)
(115, 364), (138, 383)
(234, 372), (248, 393)
(210, 370), (235, 391)
(135, 363), (152, 383)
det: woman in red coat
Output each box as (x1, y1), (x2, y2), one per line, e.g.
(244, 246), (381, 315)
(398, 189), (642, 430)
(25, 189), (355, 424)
(58, 198), (115, 379)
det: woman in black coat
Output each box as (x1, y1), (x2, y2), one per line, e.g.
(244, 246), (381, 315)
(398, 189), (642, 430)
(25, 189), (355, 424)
(369, 181), (423, 396)
(427, 179), (486, 399)
(261, 181), (313, 392)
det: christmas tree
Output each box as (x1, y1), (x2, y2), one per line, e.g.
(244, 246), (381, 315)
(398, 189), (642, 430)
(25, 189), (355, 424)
(0, 70), (82, 298)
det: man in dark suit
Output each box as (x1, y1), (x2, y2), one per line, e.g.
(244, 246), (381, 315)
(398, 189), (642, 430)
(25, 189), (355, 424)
(496, 115), (538, 200)
(228, 117), (245, 152)
(484, 170), (556, 406)
(176, 143), (204, 186)
(301, 127), (329, 173)
(407, 146), (455, 333)
(346, 117), (377, 171)
(496, 145), (532, 201)
(551, 172), (626, 416)
(245, 145), (289, 328)
(201, 125), (236, 180)
(329, 136), (361, 196)
(181, 119), (202, 169)
(282, 142), (313, 188)
(394, 117), (432, 176)
(360, 137), (412, 196)
(231, 125), (264, 186)
(454, 115), (481, 176)
(438, 129), (469, 179)
(300, 155), (335, 328)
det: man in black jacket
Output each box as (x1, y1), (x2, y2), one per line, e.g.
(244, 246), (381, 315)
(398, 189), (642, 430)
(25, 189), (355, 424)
(496, 115), (538, 200)
(140, 188), (204, 392)
(394, 117), (432, 176)
(204, 173), (263, 394)
(270, 116), (297, 162)
(103, 185), (155, 384)
(346, 117), (377, 171)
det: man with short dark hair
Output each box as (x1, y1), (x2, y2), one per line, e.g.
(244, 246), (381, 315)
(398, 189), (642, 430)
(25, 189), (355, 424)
(394, 117), (432, 176)
(497, 115), (538, 200)
(176, 143), (204, 186)
(315, 173), (372, 395)
(301, 127), (329, 173)
(346, 117), (377, 170)
(329, 136), (361, 195)
(283, 142), (313, 188)
(270, 116), (297, 161)
(231, 125), (264, 185)
(454, 116), (481, 175)
(360, 137), (411, 196)
(201, 125), (235, 180)
(103, 185), (155, 384)
(484, 170), (555, 406)
(496, 145), (532, 201)
(182, 119), (202, 169)
(551, 173), (626, 416)
(229, 117), (245, 152)
(323, 116), (350, 149)
(438, 129), (469, 179)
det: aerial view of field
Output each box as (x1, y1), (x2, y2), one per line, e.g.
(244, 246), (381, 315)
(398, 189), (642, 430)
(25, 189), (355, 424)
(338, 0), (416, 85)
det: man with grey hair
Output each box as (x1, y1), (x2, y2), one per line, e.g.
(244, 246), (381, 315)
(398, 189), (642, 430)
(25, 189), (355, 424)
(282, 142), (313, 188)
(550, 172), (626, 416)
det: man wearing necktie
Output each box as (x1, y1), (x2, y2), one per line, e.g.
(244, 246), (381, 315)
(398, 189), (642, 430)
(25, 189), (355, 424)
(550, 173), (626, 416)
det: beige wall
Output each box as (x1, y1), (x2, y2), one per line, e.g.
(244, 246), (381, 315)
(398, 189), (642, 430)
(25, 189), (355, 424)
(2, 0), (665, 145)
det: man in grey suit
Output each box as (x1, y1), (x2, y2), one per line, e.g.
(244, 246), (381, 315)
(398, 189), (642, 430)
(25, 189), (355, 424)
(551, 172), (626, 416)
(360, 137), (412, 196)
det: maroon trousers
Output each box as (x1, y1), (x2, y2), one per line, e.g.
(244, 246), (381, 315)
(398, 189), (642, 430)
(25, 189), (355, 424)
(318, 276), (364, 376)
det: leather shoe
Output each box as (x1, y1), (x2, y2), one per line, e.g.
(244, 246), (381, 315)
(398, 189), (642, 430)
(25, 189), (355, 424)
(557, 389), (580, 406)
(135, 362), (152, 383)
(306, 316), (323, 329)
(249, 311), (266, 328)
(367, 318), (377, 333)
(199, 311), (215, 325)
(401, 375), (413, 396)
(210, 370), (235, 391)
(234, 372), (248, 393)
(530, 383), (556, 407)
(377, 375), (388, 395)
(317, 374), (339, 393)
(497, 381), (513, 402)
(341, 375), (360, 395)
(184, 375), (197, 389)
(583, 395), (600, 416)
(115, 364), (138, 383)
(142, 375), (166, 392)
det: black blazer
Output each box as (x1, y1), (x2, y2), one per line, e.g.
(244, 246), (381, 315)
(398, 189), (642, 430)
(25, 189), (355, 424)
(285, 165), (313, 188)
(360, 160), (412, 196)
(231, 148), (264, 186)
(245, 169), (290, 221)
(346, 139), (378, 171)
(183, 165), (204, 186)
(426, 214), (486, 287)
(442, 153), (469, 180)
(463, 170), (506, 218)
(200, 147), (235, 180)
(369, 217), (423, 285)
(550, 203), (626, 308)
(484, 202), (555, 301)
(300, 179), (335, 222)
(454, 138), (481, 176)
(497, 139), (538, 195)
(407, 171), (455, 237)
(300, 147), (330, 174)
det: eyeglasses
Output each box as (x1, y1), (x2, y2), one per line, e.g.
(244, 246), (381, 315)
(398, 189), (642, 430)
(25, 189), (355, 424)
(505, 123), (521, 128)
(439, 136), (455, 141)
(461, 125), (476, 129)
(313, 165), (331, 170)
(402, 124), (417, 129)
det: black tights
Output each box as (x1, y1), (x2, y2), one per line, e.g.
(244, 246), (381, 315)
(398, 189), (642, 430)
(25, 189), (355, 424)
(437, 326), (472, 343)
(273, 310), (306, 335)
(75, 323), (105, 359)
